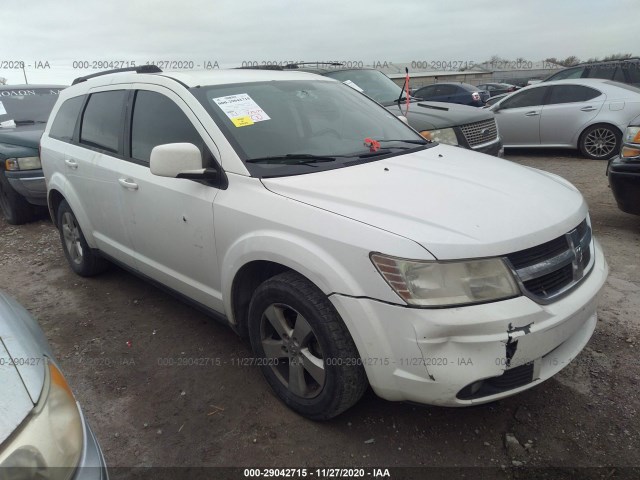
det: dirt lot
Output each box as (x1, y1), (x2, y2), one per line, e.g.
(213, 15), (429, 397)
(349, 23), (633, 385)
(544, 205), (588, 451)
(1, 150), (639, 478)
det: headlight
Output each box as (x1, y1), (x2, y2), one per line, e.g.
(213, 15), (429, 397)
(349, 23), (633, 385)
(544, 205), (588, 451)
(419, 128), (459, 146)
(621, 126), (640, 159)
(5, 157), (42, 171)
(371, 253), (520, 307)
(0, 361), (83, 480)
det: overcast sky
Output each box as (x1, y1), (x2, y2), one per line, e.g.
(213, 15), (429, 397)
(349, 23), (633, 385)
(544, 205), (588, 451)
(1, 0), (636, 85)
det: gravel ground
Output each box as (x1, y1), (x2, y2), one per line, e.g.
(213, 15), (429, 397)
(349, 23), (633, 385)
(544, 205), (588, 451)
(1, 149), (639, 478)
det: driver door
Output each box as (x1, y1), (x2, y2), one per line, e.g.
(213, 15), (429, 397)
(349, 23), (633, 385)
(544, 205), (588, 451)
(493, 86), (550, 146)
(117, 86), (224, 312)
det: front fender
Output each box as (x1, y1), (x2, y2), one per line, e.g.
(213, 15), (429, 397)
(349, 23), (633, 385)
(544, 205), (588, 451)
(221, 229), (367, 324)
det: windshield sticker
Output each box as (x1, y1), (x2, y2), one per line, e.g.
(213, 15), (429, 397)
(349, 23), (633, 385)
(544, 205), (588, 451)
(0, 101), (6, 115)
(231, 115), (254, 128)
(342, 80), (364, 92)
(212, 93), (270, 127)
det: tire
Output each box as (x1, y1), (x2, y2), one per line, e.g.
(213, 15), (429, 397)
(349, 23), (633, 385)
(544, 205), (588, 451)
(56, 200), (108, 277)
(0, 173), (34, 225)
(579, 124), (621, 160)
(248, 271), (367, 420)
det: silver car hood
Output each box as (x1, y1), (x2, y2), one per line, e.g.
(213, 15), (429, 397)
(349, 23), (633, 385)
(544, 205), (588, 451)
(0, 340), (34, 443)
(0, 291), (50, 404)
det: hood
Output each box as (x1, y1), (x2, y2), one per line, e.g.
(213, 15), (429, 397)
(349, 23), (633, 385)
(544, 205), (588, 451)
(261, 144), (587, 259)
(0, 291), (50, 404)
(386, 101), (495, 131)
(0, 340), (35, 443)
(0, 124), (44, 150)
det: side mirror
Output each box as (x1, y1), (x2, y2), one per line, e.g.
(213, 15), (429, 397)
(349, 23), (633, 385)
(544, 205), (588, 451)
(150, 143), (204, 178)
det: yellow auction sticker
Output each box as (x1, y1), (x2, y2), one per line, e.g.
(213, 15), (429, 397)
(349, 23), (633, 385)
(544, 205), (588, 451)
(231, 115), (254, 127)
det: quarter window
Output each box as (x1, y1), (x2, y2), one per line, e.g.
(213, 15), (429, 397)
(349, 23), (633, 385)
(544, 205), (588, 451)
(80, 91), (126, 153)
(130, 91), (205, 163)
(49, 96), (84, 142)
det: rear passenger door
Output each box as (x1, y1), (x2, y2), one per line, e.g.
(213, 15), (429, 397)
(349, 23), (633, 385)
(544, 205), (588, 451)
(75, 89), (137, 265)
(539, 85), (604, 146)
(116, 86), (224, 311)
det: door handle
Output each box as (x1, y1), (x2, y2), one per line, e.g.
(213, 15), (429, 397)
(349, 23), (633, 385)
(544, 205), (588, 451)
(524, 111), (539, 116)
(580, 106), (597, 112)
(64, 159), (78, 169)
(118, 178), (139, 190)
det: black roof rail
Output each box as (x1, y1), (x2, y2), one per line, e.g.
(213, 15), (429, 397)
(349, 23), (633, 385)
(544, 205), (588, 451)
(283, 62), (345, 69)
(72, 65), (163, 85)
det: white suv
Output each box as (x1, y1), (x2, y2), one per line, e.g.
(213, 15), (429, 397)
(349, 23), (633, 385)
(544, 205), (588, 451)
(41, 66), (608, 420)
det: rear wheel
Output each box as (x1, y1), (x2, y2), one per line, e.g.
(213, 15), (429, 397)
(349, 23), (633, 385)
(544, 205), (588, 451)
(248, 271), (367, 420)
(579, 124), (621, 160)
(57, 200), (108, 276)
(0, 173), (34, 225)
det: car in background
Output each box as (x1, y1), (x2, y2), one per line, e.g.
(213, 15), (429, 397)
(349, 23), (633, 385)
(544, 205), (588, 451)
(477, 83), (519, 97)
(544, 58), (640, 87)
(607, 118), (640, 215)
(0, 290), (108, 478)
(489, 79), (640, 159)
(412, 82), (490, 107)
(243, 65), (503, 156)
(0, 85), (65, 224)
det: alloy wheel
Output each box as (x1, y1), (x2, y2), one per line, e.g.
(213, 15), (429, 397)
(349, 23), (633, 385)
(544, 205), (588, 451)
(61, 212), (84, 264)
(260, 303), (325, 398)
(584, 128), (617, 158)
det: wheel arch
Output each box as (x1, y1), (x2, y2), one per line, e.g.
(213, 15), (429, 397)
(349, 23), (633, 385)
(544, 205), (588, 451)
(575, 121), (623, 149)
(46, 175), (97, 246)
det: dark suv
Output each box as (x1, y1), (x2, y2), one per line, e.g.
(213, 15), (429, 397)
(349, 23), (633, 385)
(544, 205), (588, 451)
(544, 58), (640, 87)
(258, 66), (502, 157)
(0, 85), (65, 224)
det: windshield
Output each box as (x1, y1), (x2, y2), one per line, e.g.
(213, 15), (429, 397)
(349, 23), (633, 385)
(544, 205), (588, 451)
(191, 80), (429, 177)
(322, 70), (405, 106)
(0, 88), (64, 125)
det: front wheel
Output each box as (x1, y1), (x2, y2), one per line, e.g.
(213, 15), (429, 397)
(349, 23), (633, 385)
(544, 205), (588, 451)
(248, 271), (367, 420)
(579, 124), (621, 160)
(57, 200), (108, 277)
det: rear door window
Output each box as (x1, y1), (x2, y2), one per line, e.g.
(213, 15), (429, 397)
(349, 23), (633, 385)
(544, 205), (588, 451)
(546, 85), (602, 104)
(80, 90), (127, 153)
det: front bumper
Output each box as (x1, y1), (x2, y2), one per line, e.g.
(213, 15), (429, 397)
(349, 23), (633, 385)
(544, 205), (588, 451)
(470, 138), (503, 157)
(5, 169), (47, 206)
(607, 155), (640, 215)
(73, 405), (109, 480)
(329, 240), (608, 406)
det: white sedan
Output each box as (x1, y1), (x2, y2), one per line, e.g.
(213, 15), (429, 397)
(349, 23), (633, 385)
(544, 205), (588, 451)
(489, 78), (640, 159)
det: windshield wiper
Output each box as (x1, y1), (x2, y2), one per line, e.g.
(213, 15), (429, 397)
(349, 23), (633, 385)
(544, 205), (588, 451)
(13, 120), (46, 125)
(246, 154), (337, 164)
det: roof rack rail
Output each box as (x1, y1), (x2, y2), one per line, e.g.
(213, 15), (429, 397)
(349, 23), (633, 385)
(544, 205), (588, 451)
(283, 62), (345, 69)
(72, 65), (163, 85)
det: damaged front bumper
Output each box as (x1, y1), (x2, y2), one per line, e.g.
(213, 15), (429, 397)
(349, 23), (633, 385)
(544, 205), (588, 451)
(329, 240), (608, 406)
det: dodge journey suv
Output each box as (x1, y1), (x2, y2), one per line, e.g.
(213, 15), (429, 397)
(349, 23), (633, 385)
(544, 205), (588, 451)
(41, 66), (608, 420)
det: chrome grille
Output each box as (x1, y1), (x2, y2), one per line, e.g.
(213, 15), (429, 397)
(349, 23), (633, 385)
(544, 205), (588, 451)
(459, 119), (498, 147)
(505, 220), (593, 303)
